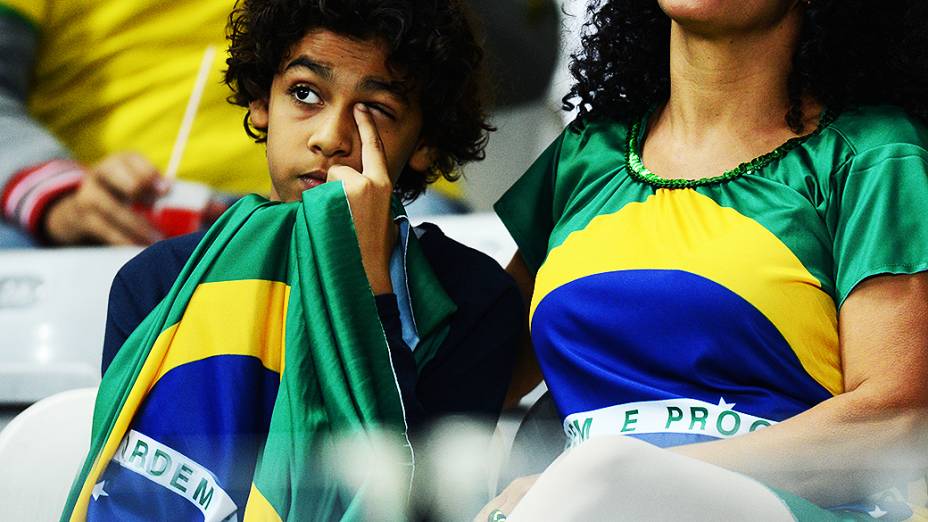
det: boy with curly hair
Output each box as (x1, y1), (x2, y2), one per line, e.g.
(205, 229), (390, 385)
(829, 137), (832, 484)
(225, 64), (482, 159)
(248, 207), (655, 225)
(65, 1), (520, 520)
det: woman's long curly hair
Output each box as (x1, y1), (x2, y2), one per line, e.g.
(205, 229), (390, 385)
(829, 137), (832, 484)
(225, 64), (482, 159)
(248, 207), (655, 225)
(564, 0), (928, 132)
(225, 0), (494, 202)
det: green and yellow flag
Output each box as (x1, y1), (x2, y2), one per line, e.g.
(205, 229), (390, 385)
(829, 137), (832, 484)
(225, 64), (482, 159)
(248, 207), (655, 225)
(61, 183), (454, 521)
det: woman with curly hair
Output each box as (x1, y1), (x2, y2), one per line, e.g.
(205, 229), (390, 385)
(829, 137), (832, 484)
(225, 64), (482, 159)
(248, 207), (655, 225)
(480, 0), (928, 520)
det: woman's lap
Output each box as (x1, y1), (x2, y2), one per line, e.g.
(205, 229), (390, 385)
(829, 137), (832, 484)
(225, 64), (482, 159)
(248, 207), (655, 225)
(507, 435), (849, 521)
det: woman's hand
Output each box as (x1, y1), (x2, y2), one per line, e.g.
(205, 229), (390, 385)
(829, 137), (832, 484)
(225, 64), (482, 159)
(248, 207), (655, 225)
(473, 474), (540, 522)
(325, 104), (397, 294)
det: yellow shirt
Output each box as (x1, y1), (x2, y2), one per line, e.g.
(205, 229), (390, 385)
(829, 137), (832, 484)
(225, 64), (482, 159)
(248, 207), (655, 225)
(2, 0), (269, 195)
(2, 0), (463, 200)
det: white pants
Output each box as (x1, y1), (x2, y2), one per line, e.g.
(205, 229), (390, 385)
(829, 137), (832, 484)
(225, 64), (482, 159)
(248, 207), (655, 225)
(508, 435), (795, 522)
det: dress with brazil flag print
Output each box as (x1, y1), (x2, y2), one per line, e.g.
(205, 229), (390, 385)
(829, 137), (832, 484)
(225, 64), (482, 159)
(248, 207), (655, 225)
(495, 105), (928, 521)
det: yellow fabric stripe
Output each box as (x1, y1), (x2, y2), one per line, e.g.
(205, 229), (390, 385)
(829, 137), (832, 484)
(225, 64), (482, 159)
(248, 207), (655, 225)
(152, 280), (289, 383)
(910, 505), (928, 522)
(532, 189), (842, 395)
(0, 0), (44, 26)
(244, 483), (284, 522)
(431, 176), (464, 200)
(70, 280), (290, 520)
(908, 478), (928, 521)
(70, 322), (180, 521)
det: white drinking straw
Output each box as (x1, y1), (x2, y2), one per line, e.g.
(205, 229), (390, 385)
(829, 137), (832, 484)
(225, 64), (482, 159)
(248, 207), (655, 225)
(164, 45), (217, 180)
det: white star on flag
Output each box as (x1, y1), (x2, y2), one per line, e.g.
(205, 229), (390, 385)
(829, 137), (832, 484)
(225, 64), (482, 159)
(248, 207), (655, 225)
(92, 481), (109, 501)
(867, 505), (887, 518)
(717, 397), (736, 410)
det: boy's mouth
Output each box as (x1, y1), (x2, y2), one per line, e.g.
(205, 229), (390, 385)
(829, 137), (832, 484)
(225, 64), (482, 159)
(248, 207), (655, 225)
(297, 170), (326, 190)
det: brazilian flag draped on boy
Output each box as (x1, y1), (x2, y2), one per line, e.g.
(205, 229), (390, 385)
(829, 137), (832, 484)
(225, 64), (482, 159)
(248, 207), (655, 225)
(60, 182), (454, 521)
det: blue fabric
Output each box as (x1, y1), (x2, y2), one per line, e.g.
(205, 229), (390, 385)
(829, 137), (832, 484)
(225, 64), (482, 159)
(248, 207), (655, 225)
(390, 216), (420, 351)
(87, 356), (279, 521)
(533, 269), (833, 425)
(0, 221), (37, 249)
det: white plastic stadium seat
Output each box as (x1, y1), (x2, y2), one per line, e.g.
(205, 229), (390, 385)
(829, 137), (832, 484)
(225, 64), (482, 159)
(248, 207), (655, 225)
(0, 386), (97, 521)
(0, 247), (141, 404)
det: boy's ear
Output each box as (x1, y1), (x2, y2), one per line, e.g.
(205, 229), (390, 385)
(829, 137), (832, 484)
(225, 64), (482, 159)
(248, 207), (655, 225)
(407, 140), (435, 173)
(249, 99), (269, 129)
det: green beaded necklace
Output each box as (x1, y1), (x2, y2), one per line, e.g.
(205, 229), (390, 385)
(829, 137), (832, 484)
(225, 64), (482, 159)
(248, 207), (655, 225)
(625, 108), (836, 189)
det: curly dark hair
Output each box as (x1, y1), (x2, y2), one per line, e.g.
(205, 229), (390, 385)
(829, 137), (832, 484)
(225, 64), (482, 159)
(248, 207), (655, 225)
(564, 0), (928, 132)
(225, 0), (494, 201)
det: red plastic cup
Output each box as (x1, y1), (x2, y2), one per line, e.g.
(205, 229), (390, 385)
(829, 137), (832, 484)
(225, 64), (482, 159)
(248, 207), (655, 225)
(134, 180), (213, 239)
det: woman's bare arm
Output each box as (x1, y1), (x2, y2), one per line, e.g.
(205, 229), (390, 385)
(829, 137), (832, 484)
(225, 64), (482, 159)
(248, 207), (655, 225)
(672, 272), (928, 506)
(503, 250), (544, 408)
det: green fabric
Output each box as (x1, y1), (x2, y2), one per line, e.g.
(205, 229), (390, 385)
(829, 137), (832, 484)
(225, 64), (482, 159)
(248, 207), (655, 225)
(494, 133), (564, 272)
(393, 197), (457, 372)
(769, 487), (884, 522)
(831, 143), (928, 305)
(61, 183), (455, 521)
(495, 105), (928, 307)
(0, 4), (39, 34)
(494, 104), (928, 519)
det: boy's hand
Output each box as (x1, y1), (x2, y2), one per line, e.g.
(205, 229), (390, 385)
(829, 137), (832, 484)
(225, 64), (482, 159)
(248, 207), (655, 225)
(326, 104), (397, 295)
(44, 152), (167, 245)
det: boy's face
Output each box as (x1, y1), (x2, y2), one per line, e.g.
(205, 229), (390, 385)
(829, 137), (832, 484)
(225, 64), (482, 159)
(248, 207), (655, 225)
(249, 30), (432, 202)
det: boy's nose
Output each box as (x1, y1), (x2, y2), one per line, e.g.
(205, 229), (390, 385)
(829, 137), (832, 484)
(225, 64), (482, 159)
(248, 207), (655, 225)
(307, 109), (354, 158)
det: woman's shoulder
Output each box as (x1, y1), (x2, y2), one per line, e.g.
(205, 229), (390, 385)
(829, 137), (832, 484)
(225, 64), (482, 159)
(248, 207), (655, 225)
(825, 105), (928, 155)
(540, 114), (641, 189)
(560, 115), (636, 154)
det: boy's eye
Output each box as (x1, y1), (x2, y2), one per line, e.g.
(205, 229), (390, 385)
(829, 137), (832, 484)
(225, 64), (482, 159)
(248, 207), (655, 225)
(364, 103), (396, 120)
(290, 85), (321, 105)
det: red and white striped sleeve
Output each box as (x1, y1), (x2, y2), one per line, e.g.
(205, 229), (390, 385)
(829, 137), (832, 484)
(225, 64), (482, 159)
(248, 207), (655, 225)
(0, 159), (85, 237)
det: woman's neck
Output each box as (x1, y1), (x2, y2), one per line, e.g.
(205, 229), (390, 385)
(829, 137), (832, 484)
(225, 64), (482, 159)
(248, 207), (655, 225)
(640, 7), (824, 182)
(662, 8), (804, 140)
